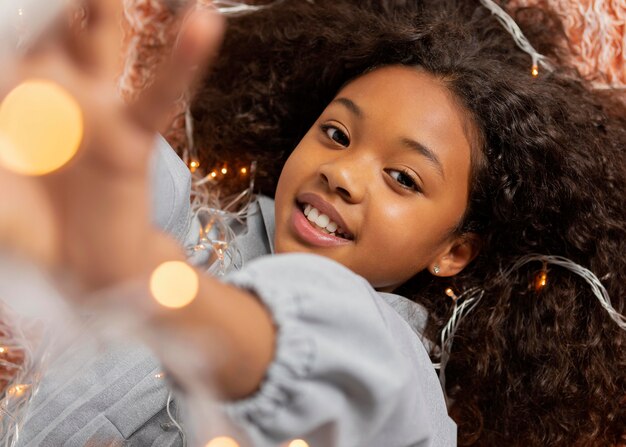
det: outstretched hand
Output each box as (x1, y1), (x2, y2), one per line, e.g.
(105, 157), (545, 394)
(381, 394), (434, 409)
(0, 0), (225, 287)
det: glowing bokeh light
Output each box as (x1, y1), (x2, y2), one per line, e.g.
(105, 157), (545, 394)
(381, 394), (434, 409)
(288, 440), (310, 447)
(0, 79), (83, 176)
(205, 437), (239, 447)
(221, 167), (228, 175)
(7, 384), (29, 398)
(149, 261), (199, 309)
(240, 167), (247, 175)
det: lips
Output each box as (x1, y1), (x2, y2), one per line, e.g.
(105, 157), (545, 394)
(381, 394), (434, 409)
(289, 193), (355, 247)
(296, 193), (354, 240)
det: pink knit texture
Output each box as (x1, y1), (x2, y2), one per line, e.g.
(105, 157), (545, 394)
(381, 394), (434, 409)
(509, 0), (625, 89)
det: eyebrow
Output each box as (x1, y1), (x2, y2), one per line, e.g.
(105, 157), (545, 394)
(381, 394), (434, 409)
(332, 96), (444, 178)
(400, 138), (445, 179)
(332, 97), (364, 119)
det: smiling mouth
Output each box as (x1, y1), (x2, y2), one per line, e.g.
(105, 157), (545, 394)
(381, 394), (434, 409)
(297, 202), (354, 241)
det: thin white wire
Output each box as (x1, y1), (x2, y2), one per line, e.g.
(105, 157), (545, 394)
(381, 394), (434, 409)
(435, 288), (484, 402)
(479, 0), (554, 72)
(213, 0), (283, 16)
(0, 305), (42, 447)
(435, 253), (624, 400)
(505, 255), (626, 331)
(166, 391), (186, 447)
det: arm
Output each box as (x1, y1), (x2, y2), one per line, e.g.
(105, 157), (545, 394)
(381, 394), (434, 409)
(136, 231), (276, 401)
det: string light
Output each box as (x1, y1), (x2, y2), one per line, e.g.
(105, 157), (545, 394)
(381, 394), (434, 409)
(534, 262), (548, 291)
(0, 346), (7, 354)
(210, 171), (218, 178)
(149, 261), (199, 309)
(190, 160), (200, 173)
(206, 436), (239, 447)
(531, 64), (539, 77)
(221, 167), (228, 175)
(240, 167), (247, 175)
(0, 79), (83, 176)
(445, 288), (459, 301)
(7, 384), (29, 398)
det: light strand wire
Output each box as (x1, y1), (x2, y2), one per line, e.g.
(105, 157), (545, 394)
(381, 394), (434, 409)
(436, 254), (625, 398)
(434, 287), (484, 403)
(505, 255), (626, 330)
(479, 0), (554, 72)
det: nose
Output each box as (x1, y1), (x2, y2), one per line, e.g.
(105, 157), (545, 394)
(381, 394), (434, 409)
(318, 155), (368, 203)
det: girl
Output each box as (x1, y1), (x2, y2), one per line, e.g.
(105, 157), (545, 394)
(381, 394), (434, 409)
(190, 0), (626, 444)
(1, 0), (624, 446)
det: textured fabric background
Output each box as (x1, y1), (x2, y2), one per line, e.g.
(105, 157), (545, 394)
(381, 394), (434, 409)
(508, 0), (625, 89)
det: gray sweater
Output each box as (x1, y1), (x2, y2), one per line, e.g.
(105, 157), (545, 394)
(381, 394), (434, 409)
(17, 137), (456, 447)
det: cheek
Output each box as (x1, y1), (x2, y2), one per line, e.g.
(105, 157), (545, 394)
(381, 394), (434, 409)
(357, 201), (449, 282)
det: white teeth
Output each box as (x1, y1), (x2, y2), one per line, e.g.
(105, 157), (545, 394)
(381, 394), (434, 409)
(307, 207), (320, 222)
(302, 203), (347, 236)
(315, 214), (330, 228)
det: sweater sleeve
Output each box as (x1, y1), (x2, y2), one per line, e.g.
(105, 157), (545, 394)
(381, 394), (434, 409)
(149, 135), (193, 243)
(222, 253), (453, 447)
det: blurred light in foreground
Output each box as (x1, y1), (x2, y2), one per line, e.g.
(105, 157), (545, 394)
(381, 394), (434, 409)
(288, 440), (309, 447)
(150, 261), (199, 309)
(7, 384), (29, 398)
(0, 79), (83, 176)
(206, 436), (239, 447)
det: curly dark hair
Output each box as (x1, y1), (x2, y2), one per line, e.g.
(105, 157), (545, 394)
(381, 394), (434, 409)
(191, 0), (626, 445)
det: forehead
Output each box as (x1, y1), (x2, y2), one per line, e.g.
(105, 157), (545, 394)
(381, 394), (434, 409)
(337, 66), (472, 142)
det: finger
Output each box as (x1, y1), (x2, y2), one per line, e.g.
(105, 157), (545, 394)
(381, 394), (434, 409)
(128, 5), (226, 132)
(60, 0), (126, 80)
(0, 167), (58, 266)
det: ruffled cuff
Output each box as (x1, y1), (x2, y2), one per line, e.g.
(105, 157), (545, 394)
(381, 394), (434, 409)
(222, 259), (316, 428)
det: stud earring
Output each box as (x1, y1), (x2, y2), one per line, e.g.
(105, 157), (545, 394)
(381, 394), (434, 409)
(433, 265), (441, 275)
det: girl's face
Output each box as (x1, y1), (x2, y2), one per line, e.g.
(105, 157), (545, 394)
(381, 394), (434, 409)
(274, 65), (479, 291)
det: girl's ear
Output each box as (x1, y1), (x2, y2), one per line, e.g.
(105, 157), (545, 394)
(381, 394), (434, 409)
(429, 233), (481, 277)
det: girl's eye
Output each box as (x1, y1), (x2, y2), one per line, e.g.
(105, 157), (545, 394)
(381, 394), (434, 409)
(387, 169), (422, 192)
(322, 125), (350, 147)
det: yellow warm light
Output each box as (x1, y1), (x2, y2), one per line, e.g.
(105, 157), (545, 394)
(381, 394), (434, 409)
(221, 167), (228, 175)
(0, 346), (6, 354)
(0, 79), (83, 176)
(190, 160), (200, 172)
(534, 270), (548, 292)
(288, 440), (309, 447)
(210, 171), (218, 178)
(7, 384), (29, 398)
(240, 167), (247, 175)
(531, 64), (539, 77)
(205, 437), (239, 447)
(150, 261), (199, 309)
